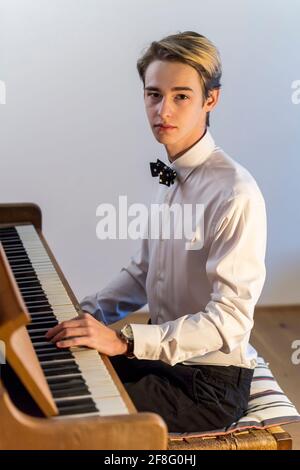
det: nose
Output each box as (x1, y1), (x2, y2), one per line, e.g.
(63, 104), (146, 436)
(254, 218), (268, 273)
(157, 96), (173, 120)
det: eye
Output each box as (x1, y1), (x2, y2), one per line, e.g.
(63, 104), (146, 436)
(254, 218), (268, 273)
(147, 92), (160, 98)
(176, 94), (189, 100)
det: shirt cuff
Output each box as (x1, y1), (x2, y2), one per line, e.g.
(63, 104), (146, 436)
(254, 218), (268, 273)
(130, 323), (161, 360)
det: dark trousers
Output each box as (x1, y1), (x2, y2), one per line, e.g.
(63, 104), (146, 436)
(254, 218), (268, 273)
(110, 355), (253, 433)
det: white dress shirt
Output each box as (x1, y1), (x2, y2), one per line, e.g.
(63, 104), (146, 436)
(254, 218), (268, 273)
(80, 129), (267, 369)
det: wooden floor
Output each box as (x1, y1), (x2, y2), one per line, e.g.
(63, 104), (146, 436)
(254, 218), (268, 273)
(250, 305), (300, 450)
(113, 305), (300, 450)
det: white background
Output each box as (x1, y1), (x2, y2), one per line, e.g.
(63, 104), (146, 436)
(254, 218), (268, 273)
(0, 0), (299, 305)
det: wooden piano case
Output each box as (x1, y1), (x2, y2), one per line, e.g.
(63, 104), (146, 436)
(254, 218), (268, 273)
(0, 203), (167, 450)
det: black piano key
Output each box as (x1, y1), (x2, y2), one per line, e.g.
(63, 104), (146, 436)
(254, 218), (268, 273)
(5, 249), (30, 255)
(2, 253), (28, 262)
(42, 360), (80, 371)
(25, 298), (50, 304)
(16, 281), (43, 290)
(33, 344), (60, 352)
(23, 304), (53, 316)
(12, 266), (35, 273)
(1, 244), (26, 250)
(30, 307), (53, 317)
(0, 227), (18, 233)
(51, 387), (90, 399)
(41, 359), (77, 369)
(36, 351), (73, 361)
(28, 318), (58, 324)
(2, 236), (26, 243)
(44, 369), (81, 379)
(30, 320), (55, 326)
(29, 330), (50, 338)
(29, 312), (55, 319)
(43, 365), (80, 377)
(0, 227), (16, 233)
(30, 313), (55, 319)
(34, 349), (67, 358)
(27, 305), (53, 312)
(27, 308), (54, 315)
(14, 273), (38, 281)
(57, 397), (97, 408)
(27, 321), (57, 328)
(32, 330), (64, 337)
(27, 321), (58, 330)
(0, 240), (23, 247)
(6, 251), (29, 257)
(33, 342), (56, 348)
(27, 305), (54, 314)
(16, 278), (41, 285)
(18, 288), (43, 295)
(35, 346), (71, 355)
(21, 294), (49, 302)
(14, 274), (41, 283)
(7, 262), (33, 270)
(47, 376), (86, 386)
(1, 244), (24, 255)
(58, 406), (98, 416)
(31, 315), (56, 322)
(30, 323), (56, 329)
(31, 339), (53, 345)
(27, 307), (53, 313)
(26, 299), (51, 305)
(39, 359), (77, 368)
(36, 350), (63, 358)
(44, 363), (94, 402)
(10, 262), (34, 273)
(56, 398), (98, 415)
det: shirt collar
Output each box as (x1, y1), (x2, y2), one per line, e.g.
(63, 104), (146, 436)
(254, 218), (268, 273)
(167, 129), (216, 183)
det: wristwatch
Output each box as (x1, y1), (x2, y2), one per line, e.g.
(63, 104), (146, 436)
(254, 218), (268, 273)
(119, 324), (135, 359)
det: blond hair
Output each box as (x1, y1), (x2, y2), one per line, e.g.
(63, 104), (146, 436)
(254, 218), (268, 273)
(136, 31), (222, 126)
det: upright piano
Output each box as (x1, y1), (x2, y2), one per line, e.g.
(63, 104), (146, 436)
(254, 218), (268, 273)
(0, 203), (167, 450)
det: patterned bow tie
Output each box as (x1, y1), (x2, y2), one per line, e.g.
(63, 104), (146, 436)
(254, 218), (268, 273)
(150, 159), (177, 187)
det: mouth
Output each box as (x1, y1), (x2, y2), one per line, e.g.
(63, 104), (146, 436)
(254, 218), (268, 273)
(155, 124), (177, 132)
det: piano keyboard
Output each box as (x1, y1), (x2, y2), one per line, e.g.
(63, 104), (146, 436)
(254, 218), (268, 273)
(0, 224), (129, 418)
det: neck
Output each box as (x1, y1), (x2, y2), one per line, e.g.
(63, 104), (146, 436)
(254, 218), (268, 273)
(167, 127), (207, 163)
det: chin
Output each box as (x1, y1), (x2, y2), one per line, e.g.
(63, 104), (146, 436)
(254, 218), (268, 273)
(156, 137), (173, 145)
(153, 131), (175, 143)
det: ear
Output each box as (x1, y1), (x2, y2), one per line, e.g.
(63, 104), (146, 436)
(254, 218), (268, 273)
(204, 88), (220, 112)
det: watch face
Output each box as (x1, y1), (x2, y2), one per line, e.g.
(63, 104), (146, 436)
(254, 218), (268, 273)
(121, 324), (133, 340)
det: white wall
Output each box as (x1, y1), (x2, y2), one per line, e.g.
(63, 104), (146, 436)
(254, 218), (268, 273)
(0, 0), (299, 305)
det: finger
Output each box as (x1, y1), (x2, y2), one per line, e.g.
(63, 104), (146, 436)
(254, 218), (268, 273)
(45, 318), (87, 339)
(56, 336), (91, 349)
(78, 312), (92, 319)
(50, 327), (90, 344)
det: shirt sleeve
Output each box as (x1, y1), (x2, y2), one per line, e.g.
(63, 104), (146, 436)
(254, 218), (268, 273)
(130, 193), (267, 365)
(80, 236), (149, 325)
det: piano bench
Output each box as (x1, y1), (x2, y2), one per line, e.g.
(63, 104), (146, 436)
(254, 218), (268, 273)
(167, 426), (292, 450)
(112, 313), (300, 450)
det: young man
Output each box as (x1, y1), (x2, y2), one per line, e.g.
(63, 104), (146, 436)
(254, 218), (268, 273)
(46, 31), (267, 433)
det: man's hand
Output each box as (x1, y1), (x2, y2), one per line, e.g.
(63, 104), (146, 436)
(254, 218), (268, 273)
(45, 312), (128, 356)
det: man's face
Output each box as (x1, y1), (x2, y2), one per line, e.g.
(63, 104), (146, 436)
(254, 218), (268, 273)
(143, 60), (219, 160)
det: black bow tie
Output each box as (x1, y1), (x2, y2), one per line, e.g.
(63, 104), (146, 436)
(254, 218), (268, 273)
(150, 159), (177, 187)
